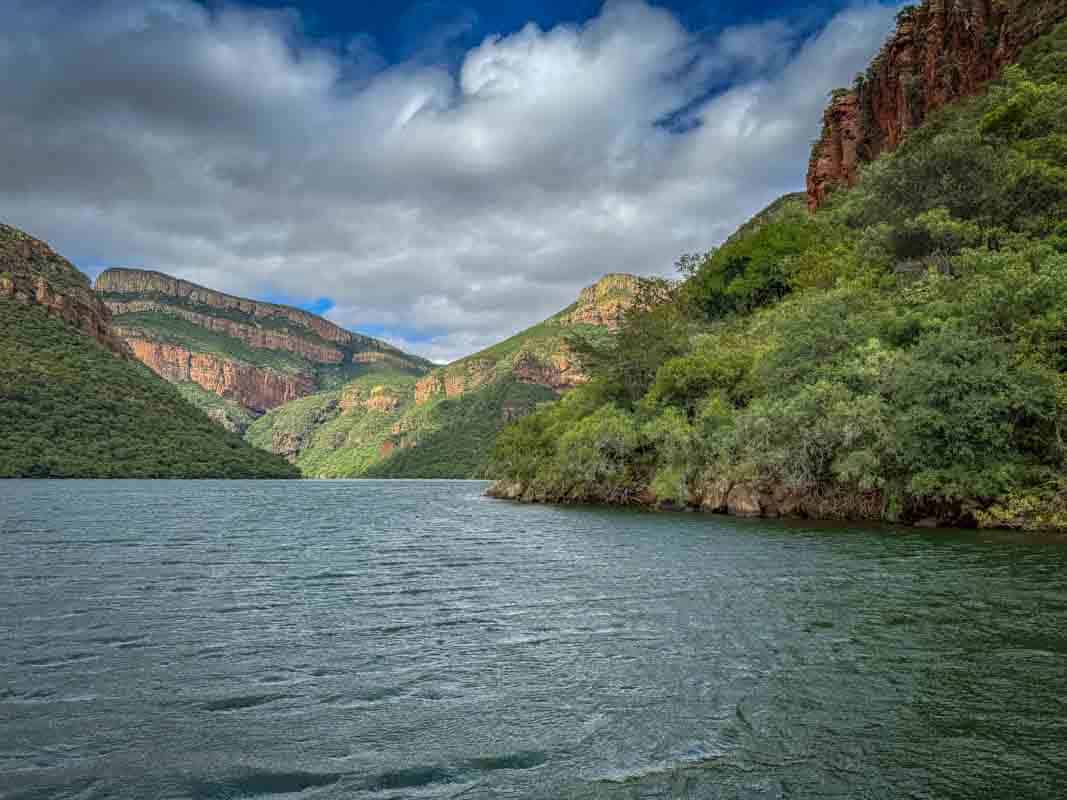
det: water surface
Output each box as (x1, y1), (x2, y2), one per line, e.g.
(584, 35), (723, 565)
(2, 480), (1066, 799)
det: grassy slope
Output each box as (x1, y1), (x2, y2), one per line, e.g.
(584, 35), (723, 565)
(0, 300), (298, 478)
(245, 302), (602, 478)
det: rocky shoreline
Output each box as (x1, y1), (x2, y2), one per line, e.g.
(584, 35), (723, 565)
(486, 479), (988, 530)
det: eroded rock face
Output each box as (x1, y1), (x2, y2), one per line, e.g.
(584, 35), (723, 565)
(566, 273), (643, 330)
(120, 335), (314, 412)
(412, 273), (645, 407)
(0, 224), (130, 357)
(414, 359), (497, 406)
(96, 268), (357, 346)
(340, 384), (402, 414)
(105, 300), (345, 363)
(807, 0), (1067, 210)
(94, 267), (431, 419)
(512, 348), (586, 392)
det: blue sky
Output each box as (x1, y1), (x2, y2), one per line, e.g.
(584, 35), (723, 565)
(236, 1), (859, 61)
(0, 0), (900, 361)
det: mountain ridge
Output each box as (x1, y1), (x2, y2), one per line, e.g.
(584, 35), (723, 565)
(95, 267), (433, 423)
(0, 224), (298, 478)
(246, 272), (646, 478)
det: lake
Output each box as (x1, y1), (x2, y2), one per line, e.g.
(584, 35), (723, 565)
(2, 480), (1066, 799)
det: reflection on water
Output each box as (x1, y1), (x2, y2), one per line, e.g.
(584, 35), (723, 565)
(1, 479), (1066, 799)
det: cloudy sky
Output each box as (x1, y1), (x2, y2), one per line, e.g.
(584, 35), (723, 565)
(0, 0), (900, 362)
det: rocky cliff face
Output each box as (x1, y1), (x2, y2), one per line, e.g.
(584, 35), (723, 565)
(512, 348), (586, 391)
(413, 273), (642, 407)
(807, 0), (1067, 209)
(95, 267), (431, 420)
(340, 384), (402, 414)
(415, 359), (497, 406)
(566, 273), (642, 330)
(0, 224), (130, 357)
(96, 268), (359, 346)
(119, 333), (313, 412)
(106, 300), (346, 363)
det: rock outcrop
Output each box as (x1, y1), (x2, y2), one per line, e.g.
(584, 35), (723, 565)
(488, 477), (979, 527)
(512, 348), (586, 391)
(96, 268), (358, 346)
(1, 224), (130, 357)
(105, 300), (345, 363)
(414, 359), (497, 406)
(340, 384), (402, 414)
(119, 334), (313, 412)
(807, 0), (1067, 210)
(566, 273), (642, 330)
(412, 273), (644, 407)
(94, 267), (431, 420)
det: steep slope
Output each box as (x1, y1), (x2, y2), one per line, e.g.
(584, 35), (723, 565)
(94, 268), (433, 427)
(490, 17), (1067, 531)
(246, 274), (644, 478)
(808, 0), (1067, 209)
(0, 224), (297, 478)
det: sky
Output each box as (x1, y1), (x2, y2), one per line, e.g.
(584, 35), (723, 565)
(0, 0), (901, 362)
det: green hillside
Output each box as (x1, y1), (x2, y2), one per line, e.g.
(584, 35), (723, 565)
(0, 299), (297, 478)
(95, 268), (434, 426)
(490, 21), (1067, 531)
(245, 276), (639, 478)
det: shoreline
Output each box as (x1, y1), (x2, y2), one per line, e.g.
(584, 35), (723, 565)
(485, 479), (1062, 533)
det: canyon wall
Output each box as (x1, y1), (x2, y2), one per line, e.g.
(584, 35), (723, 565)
(119, 334), (314, 412)
(96, 268), (358, 346)
(1, 224), (131, 357)
(94, 267), (432, 418)
(807, 0), (1067, 210)
(565, 273), (642, 330)
(105, 299), (345, 363)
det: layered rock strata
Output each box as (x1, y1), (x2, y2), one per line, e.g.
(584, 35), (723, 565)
(807, 0), (1067, 209)
(119, 334), (313, 413)
(1, 224), (130, 357)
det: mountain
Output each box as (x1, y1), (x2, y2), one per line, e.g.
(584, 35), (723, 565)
(808, 0), (1067, 209)
(0, 224), (297, 478)
(489, 8), (1067, 531)
(94, 268), (433, 432)
(246, 274), (644, 478)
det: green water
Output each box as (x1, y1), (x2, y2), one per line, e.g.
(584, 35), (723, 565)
(2, 480), (1065, 799)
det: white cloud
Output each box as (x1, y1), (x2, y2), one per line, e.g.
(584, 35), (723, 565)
(0, 0), (898, 362)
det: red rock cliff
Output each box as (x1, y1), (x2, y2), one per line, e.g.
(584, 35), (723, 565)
(0, 224), (130, 357)
(105, 299), (346, 364)
(96, 268), (358, 346)
(118, 333), (314, 412)
(807, 0), (1067, 210)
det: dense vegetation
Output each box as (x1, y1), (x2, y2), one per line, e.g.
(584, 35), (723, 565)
(363, 380), (557, 478)
(247, 365), (558, 478)
(0, 300), (299, 478)
(174, 381), (257, 433)
(490, 22), (1067, 530)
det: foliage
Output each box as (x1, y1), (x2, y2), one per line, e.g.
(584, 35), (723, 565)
(490, 22), (1067, 528)
(0, 300), (298, 478)
(365, 381), (557, 479)
(174, 381), (257, 433)
(567, 278), (690, 407)
(247, 370), (558, 479)
(679, 199), (818, 319)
